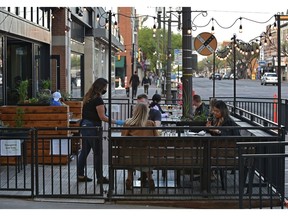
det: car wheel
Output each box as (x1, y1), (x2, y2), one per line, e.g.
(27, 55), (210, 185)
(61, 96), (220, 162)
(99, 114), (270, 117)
(261, 82), (263, 85)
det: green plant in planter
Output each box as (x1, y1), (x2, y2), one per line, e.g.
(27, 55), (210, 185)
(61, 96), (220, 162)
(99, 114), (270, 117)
(41, 79), (51, 90)
(36, 92), (51, 104)
(15, 107), (25, 127)
(193, 112), (208, 122)
(17, 80), (29, 104)
(59, 91), (71, 101)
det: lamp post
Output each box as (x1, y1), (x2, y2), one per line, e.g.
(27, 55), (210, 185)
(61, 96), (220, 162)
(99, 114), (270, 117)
(232, 34), (237, 115)
(108, 10), (112, 134)
(276, 14), (288, 133)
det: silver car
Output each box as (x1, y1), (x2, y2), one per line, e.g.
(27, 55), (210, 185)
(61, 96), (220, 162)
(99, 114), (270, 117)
(261, 72), (278, 85)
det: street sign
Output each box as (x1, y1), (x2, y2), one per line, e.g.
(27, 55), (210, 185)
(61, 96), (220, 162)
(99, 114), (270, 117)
(174, 49), (182, 66)
(194, 32), (217, 56)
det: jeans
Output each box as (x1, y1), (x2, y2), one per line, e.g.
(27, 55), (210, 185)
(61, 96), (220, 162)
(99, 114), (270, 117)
(77, 119), (103, 180)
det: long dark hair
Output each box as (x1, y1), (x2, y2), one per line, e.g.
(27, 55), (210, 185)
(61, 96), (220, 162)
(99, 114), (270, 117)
(83, 78), (108, 105)
(214, 100), (229, 120)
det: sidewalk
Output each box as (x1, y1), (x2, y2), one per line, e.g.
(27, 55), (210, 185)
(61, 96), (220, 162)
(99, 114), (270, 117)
(0, 197), (170, 209)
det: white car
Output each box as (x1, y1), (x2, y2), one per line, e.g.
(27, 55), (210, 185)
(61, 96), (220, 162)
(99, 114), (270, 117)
(261, 72), (278, 85)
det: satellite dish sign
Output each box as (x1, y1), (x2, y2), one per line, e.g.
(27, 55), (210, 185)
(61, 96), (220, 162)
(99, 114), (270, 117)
(194, 32), (217, 56)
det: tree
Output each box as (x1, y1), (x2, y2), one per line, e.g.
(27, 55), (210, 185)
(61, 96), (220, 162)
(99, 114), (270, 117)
(138, 27), (182, 73)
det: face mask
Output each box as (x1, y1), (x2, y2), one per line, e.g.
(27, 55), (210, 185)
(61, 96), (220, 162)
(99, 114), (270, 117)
(102, 90), (107, 95)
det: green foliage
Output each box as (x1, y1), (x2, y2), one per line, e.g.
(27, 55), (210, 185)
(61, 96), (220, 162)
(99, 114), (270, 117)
(193, 113), (208, 122)
(41, 79), (51, 89)
(17, 80), (29, 104)
(59, 90), (71, 101)
(138, 27), (182, 72)
(15, 107), (25, 128)
(36, 92), (51, 104)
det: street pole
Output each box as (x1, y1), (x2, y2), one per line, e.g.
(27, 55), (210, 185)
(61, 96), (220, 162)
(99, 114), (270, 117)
(166, 12), (172, 104)
(212, 52), (216, 98)
(131, 43), (135, 100)
(233, 34), (236, 115)
(276, 15), (282, 132)
(182, 7), (193, 118)
(108, 10), (112, 129)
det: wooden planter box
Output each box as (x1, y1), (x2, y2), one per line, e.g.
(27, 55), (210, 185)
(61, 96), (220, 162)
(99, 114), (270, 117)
(0, 105), (70, 165)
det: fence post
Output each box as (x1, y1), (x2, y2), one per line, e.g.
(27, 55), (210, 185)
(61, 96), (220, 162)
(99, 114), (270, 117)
(273, 94), (277, 123)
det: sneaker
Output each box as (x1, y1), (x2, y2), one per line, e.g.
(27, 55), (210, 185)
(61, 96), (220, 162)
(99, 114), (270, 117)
(78, 176), (93, 182)
(97, 177), (109, 184)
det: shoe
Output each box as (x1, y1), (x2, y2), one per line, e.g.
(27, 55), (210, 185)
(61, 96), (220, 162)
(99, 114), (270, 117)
(126, 179), (132, 190)
(78, 176), (92, 182)
(149, 179), (155, 191)
(97, 177), (109, 184)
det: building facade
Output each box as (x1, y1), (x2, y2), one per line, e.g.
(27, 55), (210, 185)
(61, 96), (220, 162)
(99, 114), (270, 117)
(0, 7), (124, 105)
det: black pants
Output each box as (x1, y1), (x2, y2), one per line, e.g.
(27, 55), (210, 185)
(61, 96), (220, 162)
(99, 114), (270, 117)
(144, 85), (149, 95)
(132, 86), (138, 98)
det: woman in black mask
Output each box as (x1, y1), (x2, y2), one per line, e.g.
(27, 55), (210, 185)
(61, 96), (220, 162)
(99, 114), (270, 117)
(77, 78), (124, 183)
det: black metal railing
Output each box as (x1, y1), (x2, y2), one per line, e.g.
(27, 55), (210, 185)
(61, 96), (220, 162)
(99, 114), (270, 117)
(237, 140), (288, 209)
(0, 127), (34, 197)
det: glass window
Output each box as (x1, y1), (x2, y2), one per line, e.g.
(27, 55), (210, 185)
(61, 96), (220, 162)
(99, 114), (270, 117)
(70, 53), (82, 98)
(0, 36), (3, 105)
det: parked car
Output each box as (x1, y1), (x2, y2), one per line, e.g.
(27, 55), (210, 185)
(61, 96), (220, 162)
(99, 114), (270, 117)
(261, 72), (278, 85)
(222, 73), (230, 79)
(229, 74), (238, 80)
(209, 73), (221, 80)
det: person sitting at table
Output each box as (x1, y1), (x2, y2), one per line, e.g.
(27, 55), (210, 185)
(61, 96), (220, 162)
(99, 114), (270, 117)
(50, 91), (63, 106)
(136, 94), (161, 126)
(206, 100), (240, 136)
(136, 93), (162, 183)
(149, 93), (169, 118)
(192, 94), (209, 120)
(121, 103), (159, 191)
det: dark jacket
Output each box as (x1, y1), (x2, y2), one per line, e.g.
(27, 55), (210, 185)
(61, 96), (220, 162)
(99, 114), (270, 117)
(129, 74), (140, 87)
(142, 77), (151, 86)
(211, 116), (240, 136)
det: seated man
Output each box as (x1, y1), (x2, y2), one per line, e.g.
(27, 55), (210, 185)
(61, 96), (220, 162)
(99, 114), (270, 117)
(50, 92), (63, 106)
(192, 94), (209, 120)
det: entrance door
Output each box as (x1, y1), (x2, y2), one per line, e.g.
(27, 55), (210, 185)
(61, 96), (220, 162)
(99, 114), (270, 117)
(7, 38), (32, 105)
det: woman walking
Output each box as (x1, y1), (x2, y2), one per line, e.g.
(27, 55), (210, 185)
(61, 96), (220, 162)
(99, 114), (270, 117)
(77, 78), (124, 183)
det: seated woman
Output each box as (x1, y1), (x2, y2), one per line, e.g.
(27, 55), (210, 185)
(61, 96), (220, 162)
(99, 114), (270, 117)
(149, 93), (169, 118)
(121, 103), (159, 191)
(206, 100), (240, 136)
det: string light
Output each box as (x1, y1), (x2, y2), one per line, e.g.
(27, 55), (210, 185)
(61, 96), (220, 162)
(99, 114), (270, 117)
(211, 18), (215, 34)
(239, 17), (243, 33)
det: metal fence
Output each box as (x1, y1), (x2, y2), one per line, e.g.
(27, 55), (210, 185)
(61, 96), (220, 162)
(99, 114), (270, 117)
(237, 141), (288, 209)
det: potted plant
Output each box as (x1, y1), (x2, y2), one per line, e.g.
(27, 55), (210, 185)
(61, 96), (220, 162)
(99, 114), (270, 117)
(17, 80), (29, 104)
(40, 79), (51, 95)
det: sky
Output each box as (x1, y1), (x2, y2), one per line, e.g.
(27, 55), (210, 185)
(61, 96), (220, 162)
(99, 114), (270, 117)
(8, 0), (286, 44)
(135, 2), (286, 44)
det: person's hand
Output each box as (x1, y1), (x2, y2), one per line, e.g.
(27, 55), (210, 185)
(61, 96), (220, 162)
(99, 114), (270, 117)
(115, 120), (125, 125)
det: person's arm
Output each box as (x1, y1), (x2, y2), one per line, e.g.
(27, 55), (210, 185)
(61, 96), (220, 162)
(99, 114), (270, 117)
(96, 104), (121, 124)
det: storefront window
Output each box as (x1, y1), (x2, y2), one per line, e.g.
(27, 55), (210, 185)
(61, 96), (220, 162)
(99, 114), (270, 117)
(71, 53), (82, 98)
(0, 36), (3, 105)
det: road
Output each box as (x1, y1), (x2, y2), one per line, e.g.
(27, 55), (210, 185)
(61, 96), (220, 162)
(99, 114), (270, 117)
(192, 78), (288, 100)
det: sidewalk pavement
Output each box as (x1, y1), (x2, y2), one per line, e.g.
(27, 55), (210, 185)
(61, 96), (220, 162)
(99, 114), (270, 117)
(0, 197), (171, 209)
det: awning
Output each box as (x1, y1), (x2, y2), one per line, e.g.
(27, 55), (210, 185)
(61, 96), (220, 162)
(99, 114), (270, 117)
(115, 56), (125, 68)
